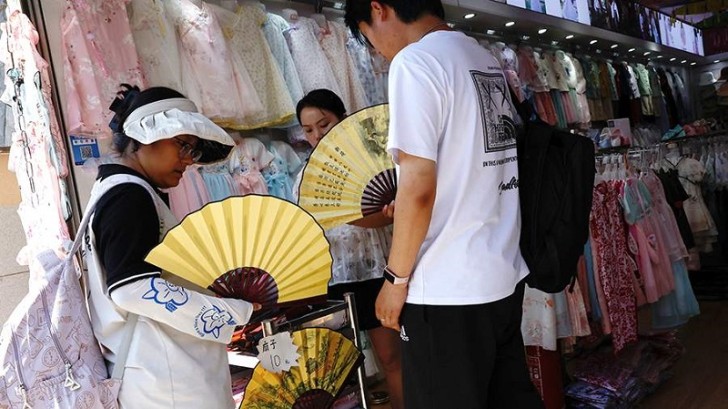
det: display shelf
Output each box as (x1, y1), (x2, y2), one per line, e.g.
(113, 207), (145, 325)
(228, 294), (369, 408)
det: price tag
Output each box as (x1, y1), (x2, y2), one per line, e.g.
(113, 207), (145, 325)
(256, 332), (300, 374)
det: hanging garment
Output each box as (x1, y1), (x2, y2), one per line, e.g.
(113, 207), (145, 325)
(262, 140), (302, 202)
(284, 16), (342, 96)
(347, 32), (385, 106)
(263, 13), (304, 109)
(61, 0), (146, 138)
(670, 157), (719, 252)
(212, 4), (295, 129)
(641, 171), (689, 261)
(199, 162), (239, 202)
(230, 138), (273, 195)
(167, 0), (263, 126)
(590, 181), (638, 353)
(128, 0), (182, 90)
(2, 10), (71, 263)
(318, 20), (369, 112)
(167, 166), (211, 220)
(571, 56), (590, 124)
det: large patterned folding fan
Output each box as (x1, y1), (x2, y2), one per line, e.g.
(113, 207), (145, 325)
(145, 196), (332, 307)
(240, 328), (363, 409)
(298, 104), (397, 230)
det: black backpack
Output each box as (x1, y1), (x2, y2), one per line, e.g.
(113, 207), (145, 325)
(511, 96), (596, 293)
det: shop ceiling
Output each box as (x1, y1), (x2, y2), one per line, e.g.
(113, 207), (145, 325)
(283, 0), (713, 63)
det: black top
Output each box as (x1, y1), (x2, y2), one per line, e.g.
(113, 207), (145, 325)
(90, 164), (169, 293)
(656, 168), (696, 250)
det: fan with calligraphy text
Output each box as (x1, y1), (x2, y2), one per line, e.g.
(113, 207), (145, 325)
(298, 104), (396, 230)
(145, 196), (332, 308)
(240, 328), (363, 409)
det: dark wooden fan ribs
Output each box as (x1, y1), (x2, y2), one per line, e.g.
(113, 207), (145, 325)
(208, 267), (279, 306)
(361, 168), (398, 216)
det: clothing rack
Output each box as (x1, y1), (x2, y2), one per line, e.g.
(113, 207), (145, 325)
(596, 130), (728, 157)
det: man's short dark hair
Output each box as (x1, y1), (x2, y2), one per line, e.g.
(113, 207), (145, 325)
(345, 0), (445, 44)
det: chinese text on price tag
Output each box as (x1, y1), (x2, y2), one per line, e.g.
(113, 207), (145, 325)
(256, 332), (300, 373)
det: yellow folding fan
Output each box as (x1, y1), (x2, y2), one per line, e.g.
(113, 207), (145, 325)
(240, 328), (363, 409)
(145, 196), (332, 307)
(298, 104), (397, 230)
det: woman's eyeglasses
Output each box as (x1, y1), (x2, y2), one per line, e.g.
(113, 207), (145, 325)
(174, 137), (203, 163)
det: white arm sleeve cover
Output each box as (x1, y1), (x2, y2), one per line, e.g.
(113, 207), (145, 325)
(110, 276), (254, 344)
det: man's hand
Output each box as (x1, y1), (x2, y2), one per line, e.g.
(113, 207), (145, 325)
(375, 281), (408, 331)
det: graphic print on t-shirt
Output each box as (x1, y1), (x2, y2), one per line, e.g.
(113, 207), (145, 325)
(470, 71), (518, 153)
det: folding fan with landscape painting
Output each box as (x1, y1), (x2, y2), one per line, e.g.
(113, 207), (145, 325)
(145, 195), (332, 308)
(298, 104), (397, 230)
(240, 327), (363, 409)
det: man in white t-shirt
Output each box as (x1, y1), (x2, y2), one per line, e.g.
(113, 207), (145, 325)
(345, 1), (544, 408)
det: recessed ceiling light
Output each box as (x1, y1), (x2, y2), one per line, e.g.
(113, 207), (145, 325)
(714, 60), (721, 63)
(656, 55), (663, 59)
(538, 28), (548, 34)
(505, 21), (515, 27)
(611, 44), (618, 49)
(596, 49), (602, 54)
(669, 57), (677, 61)
(464, 13), (476, 19)
(565, 34), (574, 39)
(643, 51), (651, 56)
(590, 40), (598, 45)
(628, 48), (636, 52)
(690, 62), (697, 66)
(447, 23), (455, 28)
(522, 35), (530, 40)
(551, 40), (559, 46)
(681, 60), (687, 64)
(486, 29), (496, 35)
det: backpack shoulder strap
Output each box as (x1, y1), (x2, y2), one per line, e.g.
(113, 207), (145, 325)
(70, 173), (160, 382)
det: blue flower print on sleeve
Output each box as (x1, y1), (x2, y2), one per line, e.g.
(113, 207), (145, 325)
(195, 305), (236, 339)
(142, 278), (190, 312)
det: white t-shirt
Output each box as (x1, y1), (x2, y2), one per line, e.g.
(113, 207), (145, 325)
(387, 30), (529, 306)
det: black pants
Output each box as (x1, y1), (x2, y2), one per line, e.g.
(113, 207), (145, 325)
(400, 281), (543, 409)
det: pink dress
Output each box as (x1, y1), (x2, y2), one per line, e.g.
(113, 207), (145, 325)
(167, 166), (211, 220)
(61, 0), (146, 138)
(230, 138), (274, 195)
(167, 0), (263, 126)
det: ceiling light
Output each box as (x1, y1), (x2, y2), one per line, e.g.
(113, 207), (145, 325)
(464, 13), (476, 19)
(656, 55), (663, 59)
(714, 60), (721, 63)
(643, 51), (651, 56)
(628, 48), (635, 52)
(690, 62), (697, 66)
(551, 40), (559, 46)
(447, 23), (455, 28)
(565, 34), (574, 39)
(669, 57), (676, 61)
(596, 49), (602, 54)
(486, 29), (496, 35)
(611, 44), (618, 49)
(590, 40), (598, 45)
(505, 21), (515, 27)
(522, 35), (530, 40)
(538, 28), (547, 34)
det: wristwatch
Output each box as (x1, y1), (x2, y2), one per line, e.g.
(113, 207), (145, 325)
(383, 266), (410, 286)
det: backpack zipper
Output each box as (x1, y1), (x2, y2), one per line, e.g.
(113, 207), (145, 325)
(10, 334), (32, 409)
(39, 288), (81, 391)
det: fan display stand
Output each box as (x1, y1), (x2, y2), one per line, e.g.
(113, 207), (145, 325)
(228, 293), (369, 409)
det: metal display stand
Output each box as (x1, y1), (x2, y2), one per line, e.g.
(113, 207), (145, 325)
(230, 293), (369, 409)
